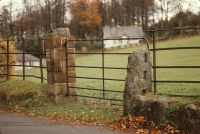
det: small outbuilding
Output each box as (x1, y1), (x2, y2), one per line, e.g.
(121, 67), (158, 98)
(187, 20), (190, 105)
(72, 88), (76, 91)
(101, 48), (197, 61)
(16, 51), (40, 70)
(103, 26), (144, 49)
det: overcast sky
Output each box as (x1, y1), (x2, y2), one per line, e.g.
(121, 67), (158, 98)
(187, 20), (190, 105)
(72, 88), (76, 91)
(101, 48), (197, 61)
(0, 0), (23, 10)
(0, 0), (23, 17)
(0, 0), (200, 17)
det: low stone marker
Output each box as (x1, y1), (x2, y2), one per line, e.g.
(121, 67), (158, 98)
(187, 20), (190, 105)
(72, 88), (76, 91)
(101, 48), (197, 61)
(123, 49), (168, 123)
(45, 28), (77, 104)
(123, 49), (200, 131)
(123, 49), (152, 116)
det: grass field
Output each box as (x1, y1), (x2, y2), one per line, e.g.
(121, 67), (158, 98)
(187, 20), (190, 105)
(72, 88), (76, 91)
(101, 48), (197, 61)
(16, 36), (200, 100)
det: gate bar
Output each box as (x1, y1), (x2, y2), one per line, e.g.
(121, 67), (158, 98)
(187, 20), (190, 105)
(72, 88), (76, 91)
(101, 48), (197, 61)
(153, 66), (200, 69)
(22, 37), (25, 80)
(102, 34), (105, 99)
(150, 46), (200, 51)
(153, 80), (200, 83)
(153, 31), (157, 94)
(65, 39), (69, 95)
(39, 38), (44, 83)
(6, 39), (10, 80)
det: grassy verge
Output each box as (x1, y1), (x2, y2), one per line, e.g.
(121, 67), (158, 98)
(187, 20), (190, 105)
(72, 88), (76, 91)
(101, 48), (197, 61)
(0, 80), (121, 126)
(0, 80), (199, 119)
(0, 79), (199, 133)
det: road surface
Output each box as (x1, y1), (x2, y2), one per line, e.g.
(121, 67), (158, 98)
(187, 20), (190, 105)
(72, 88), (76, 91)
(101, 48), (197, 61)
(0, 111), (124, 134)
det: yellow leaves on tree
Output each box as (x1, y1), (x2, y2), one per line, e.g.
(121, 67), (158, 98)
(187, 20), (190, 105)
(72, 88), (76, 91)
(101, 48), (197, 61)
(71, 0), (102, 27)
(0, 39), (16, 80)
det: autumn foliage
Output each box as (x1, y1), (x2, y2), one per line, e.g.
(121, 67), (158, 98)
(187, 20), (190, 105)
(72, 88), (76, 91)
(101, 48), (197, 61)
(70, 0), (102, 38)
(71, 0), (102, 27)
(109, 116), (181, 134)
(0, 39), (16, 79)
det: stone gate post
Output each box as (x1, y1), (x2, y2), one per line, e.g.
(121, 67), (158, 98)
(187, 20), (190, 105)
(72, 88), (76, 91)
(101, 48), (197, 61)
(123, 49), (152, 116)
(45, 28), (77, 104)
(123, 49), (168, 123)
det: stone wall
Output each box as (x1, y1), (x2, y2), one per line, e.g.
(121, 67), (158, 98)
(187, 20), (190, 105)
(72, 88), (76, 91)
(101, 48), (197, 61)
(45, 28), (77, 104)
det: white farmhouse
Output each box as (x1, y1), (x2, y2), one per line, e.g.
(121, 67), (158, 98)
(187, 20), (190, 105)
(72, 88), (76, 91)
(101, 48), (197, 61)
(16, 51), (40, 70)
(103, 26), (144, 49)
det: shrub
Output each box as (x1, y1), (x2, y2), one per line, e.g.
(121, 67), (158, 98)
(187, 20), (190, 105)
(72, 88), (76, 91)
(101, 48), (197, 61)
(75, 40), (102, 51)
(16, 38), (40, 57)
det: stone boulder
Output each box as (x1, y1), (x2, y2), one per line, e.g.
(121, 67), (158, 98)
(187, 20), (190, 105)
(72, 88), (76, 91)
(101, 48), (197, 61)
(138, 95), (169, 124)
(124, 94), (171, 123)
(177, 103), (200, 134)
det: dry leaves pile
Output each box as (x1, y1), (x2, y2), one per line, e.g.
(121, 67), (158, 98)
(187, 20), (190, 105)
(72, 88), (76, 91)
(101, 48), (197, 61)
(1, 107), (183, 134)
(109, 116), (181, 134)
(10, 107), (106, 126)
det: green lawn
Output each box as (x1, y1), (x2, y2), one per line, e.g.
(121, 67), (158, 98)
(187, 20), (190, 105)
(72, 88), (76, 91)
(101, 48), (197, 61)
(16, 36), (200, 100)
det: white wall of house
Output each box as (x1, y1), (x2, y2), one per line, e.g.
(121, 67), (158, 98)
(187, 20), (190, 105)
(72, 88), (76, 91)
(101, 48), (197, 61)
(104, 36), (141, 49)
(15, 61), (40, 70)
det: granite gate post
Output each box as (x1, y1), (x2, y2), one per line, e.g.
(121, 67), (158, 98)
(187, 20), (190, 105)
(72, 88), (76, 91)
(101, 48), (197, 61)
(123, 49), (152, 116)
(45, 28), (77, 104)
(123, 49), (168, 123)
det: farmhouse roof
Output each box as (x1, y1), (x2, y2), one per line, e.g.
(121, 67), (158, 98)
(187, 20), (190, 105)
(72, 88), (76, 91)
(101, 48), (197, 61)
(103, 26), (144, 39)
(53, 28), (70, 37)
(16, 51), (39, 62)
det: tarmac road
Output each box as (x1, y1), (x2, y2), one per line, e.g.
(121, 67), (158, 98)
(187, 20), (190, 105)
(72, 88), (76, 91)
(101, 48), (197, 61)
(0, 111), (124, 134)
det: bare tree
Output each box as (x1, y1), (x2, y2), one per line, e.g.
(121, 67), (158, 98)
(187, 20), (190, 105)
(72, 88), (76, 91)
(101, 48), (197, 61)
(155, 0), (178, 28)
(1, 6), (11, 38)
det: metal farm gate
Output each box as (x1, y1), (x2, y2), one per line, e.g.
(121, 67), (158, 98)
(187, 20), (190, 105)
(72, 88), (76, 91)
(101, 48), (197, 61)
(0, 27), (200, 102)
